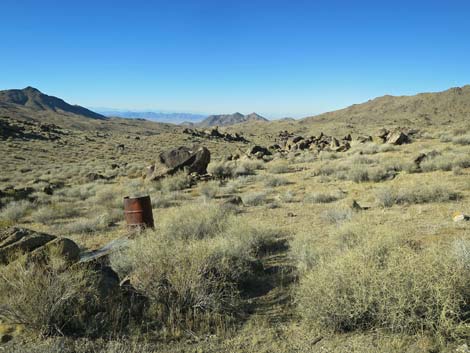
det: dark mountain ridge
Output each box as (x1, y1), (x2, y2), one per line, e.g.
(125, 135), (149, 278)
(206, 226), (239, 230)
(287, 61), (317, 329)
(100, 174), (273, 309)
(0, 87), (106, 120)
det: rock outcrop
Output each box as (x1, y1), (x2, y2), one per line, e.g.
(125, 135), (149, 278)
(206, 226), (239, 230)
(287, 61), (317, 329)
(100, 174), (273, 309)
(183, 126), (249, 143)
(274, 131), (352, 153)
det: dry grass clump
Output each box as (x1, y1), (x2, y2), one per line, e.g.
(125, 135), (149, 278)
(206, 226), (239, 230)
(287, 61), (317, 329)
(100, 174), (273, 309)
(242, 191), (268, 206)
(199, 180), (220, 200)
(296, 238), (470, 339)
(322, 207), (353, 225)
(304, 191), (343, 204)
(376, 184), (460, 207)
(63, 214), (111, 234)
(159, 171), (192, 192)
(31, 204), (81, 224)
(158, 203), (229, 240)
(267, 161), (290, 174)
(453, 135), (470, 145)
(264, 176), (290, 188)
(0, 200), (34, 222)
(208, 161), (235, 180)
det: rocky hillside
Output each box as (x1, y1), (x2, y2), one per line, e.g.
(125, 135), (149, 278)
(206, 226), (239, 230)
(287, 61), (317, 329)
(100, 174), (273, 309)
(301, 85), (470, 132)
(197, 112), (268, 127)
(0, 87), (106, 120)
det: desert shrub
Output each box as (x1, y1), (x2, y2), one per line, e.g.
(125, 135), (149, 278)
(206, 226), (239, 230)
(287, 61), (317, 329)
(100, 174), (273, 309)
(200, 180), (220, 200)
(160, 171), (192, 192)
(278, 190), (296, 203)
(150, 193), (173, 208)
(208, 161), (234, 180)
(376, 185), (460, 207)
(304, 191), (343, 204)
(0, 254), (121, 337)
(421, 155), (453, 172)
(290, 232), (319, 274)
(368, 166), (395, 182)
(440, 134), (453, 143)
(233, 160), (264, 176)
(268, 161), (290, 174)
(0, 200), (33, 222)
(453, 135), (470, 145)
(322, 207), (353, 225)
(378, 144), (397, 153)
(264, 176), (289, 188)
(158, 203), (229, 240)
(351, 155), (375, 165)
(31, 204), (81, 224)
(318, 151), (338, 161)
(357, 143), (380, 155)
(63, 215), (109, 234)
(242, 192), (268, 206)
(111, 214), (277, 334)
(297, 240), (470, 338)
(349, 165), (370, 183)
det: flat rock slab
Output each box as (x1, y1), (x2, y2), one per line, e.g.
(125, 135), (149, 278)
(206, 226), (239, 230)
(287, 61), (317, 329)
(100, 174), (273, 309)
(79, 238), (129, 263)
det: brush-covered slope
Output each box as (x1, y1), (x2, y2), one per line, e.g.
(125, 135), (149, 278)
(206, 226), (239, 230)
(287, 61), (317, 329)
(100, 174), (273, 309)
(300, 85), (470, 133)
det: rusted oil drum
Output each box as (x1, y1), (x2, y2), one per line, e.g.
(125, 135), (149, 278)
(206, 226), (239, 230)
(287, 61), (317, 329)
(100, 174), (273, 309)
(123, 196), (154, 229)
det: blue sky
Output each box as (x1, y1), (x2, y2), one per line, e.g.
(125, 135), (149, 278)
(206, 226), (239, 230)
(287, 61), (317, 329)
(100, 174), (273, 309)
(1, 0), (470, 118)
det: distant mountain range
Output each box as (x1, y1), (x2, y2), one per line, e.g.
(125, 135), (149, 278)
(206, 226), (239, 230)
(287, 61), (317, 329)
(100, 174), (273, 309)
(97, 110), (270, 127)
(194, 112), (269, 127)
(0, 87), (106, 120)
(96, 109), (207, 124)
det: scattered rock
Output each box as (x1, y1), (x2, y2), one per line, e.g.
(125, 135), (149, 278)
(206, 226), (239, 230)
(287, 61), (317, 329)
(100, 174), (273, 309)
(350, 200), (364, 211)
(32, 237), (81, 265)
(183, 126), (249, 143)
(223, 196), (243, 206)
(84, 172), (108, 182)
(453, 212), (470, 222)
(356, 135), (373, 144)
(247, 145), (272, 159)
(0, 227), (56, 265)
(274, 130), (351, 153)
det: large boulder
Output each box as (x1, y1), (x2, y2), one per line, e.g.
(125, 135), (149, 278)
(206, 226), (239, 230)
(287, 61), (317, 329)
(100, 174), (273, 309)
(246, 145), (272, 158)
(148, 146), (211, 181)
(386, 131), (410, 145)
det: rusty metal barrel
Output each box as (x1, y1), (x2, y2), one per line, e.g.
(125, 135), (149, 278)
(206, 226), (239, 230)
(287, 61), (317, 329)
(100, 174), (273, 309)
(123, 195), (154, 229)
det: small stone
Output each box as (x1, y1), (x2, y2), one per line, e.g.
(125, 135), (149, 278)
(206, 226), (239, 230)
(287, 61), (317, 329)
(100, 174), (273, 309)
(453, 212), (470, 222)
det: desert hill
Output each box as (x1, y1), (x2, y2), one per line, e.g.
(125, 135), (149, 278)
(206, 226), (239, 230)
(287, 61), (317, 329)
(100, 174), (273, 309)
(0, 87), (106, 120)
(300, 85), (470, 133)
(197, 112), (269, 127)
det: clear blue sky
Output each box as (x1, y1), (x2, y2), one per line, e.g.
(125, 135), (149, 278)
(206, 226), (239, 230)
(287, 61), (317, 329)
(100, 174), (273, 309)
(1, 0), (470, 118)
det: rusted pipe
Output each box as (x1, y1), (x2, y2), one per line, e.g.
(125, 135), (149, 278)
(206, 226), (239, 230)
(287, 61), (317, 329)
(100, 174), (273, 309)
(123, 195), (154, 229)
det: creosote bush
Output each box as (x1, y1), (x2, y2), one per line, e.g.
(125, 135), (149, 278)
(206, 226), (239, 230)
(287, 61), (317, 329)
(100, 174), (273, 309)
(0, 254), (112, 337)
(376, 184), (460, 207)
(111, 203), (278, 334)
(297, 238), (470, 339)
(0, 200), (33, 222)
